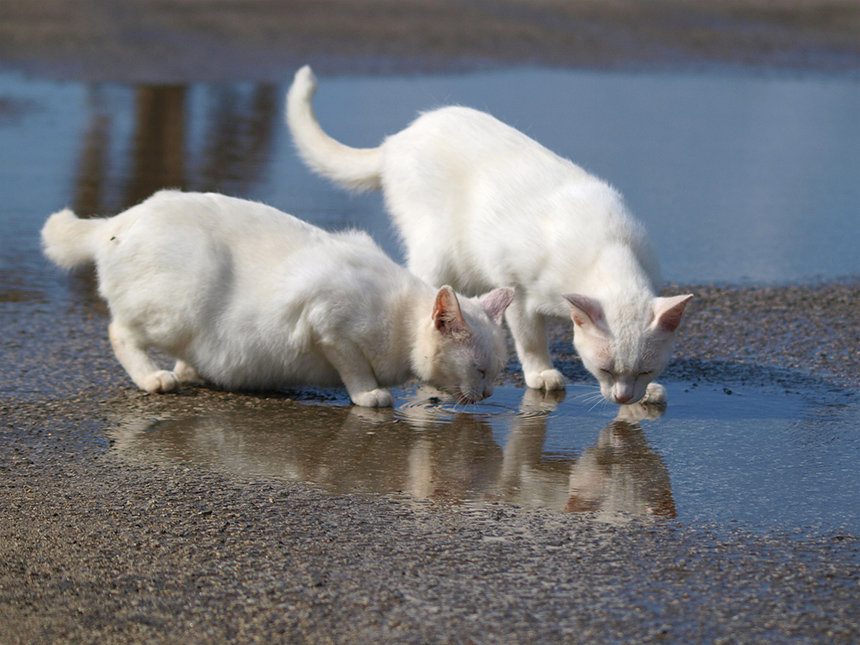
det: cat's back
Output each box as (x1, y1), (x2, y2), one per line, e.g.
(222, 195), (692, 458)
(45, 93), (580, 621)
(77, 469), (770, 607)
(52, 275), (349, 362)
(129, 190), (322, 247)
(390, 106), (544, 158)
(383, 106), (590, 194)
(98, 190), (328, 273)
(95, 191), (338, 304)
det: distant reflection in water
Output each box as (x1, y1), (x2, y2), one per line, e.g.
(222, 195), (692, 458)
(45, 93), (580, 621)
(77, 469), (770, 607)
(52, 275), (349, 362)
(109, 387), (674, 521)
(72, 83), (278, 218)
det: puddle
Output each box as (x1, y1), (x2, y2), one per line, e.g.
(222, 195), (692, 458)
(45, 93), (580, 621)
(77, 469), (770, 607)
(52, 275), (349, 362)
(107, 382), (860, 532)
(1, 66), (858, 532)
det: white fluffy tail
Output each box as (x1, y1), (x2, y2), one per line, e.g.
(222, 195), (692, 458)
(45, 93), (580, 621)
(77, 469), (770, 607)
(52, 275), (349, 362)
(286, 65), (383, 192)
(41, 208), (106, 270)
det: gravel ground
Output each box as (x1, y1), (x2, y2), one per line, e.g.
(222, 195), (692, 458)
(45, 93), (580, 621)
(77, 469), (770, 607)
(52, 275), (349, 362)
(2, 2), (860, 643)
(2, 291), (859, 644)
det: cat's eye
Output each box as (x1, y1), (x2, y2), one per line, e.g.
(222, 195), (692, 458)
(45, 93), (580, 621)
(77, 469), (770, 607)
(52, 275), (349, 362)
(477, 368), (487, 378)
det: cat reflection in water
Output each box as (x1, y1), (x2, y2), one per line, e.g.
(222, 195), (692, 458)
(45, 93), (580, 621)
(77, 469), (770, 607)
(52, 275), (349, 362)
(109, 388), (674, 519)
(564, 402), (675, 517)
(41, 190), (514, 407)
(287, 66), (692, 405)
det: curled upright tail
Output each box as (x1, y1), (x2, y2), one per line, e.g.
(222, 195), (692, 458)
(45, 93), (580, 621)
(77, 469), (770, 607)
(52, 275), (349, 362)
(41, 209), (106, 270)
(286, 65), (383, 192)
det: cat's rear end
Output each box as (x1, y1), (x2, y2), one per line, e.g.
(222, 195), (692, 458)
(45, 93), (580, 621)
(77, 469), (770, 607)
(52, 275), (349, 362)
(41, 208), (106, 270)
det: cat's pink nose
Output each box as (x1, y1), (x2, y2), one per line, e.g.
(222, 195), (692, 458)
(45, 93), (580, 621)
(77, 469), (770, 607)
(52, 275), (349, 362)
(483, 385), (494, 400)
(614, 381), (635, 404)
(615, 388), (634, 404)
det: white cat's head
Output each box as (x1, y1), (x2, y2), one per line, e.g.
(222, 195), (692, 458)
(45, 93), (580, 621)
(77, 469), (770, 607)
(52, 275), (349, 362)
(414, 286), (515, 404)
(564, 293), (692, 405)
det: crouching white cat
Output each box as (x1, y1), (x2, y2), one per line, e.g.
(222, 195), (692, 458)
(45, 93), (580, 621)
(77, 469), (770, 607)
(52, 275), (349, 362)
(41, 190), (514, 407)
(287, 65), (692, 405)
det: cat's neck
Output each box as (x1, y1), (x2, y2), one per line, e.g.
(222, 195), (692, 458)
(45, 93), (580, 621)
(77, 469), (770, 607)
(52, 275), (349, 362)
(374, 281), (438, 382)
(583, 242), (659, 304)
(406, 285), (448, 382)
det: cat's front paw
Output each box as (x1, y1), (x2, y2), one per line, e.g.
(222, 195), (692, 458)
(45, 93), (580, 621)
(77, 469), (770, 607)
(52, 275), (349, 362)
(640, 381), (667, 405)
(141, 370), (180, 394)
(525, 369), (566, 391)
(352, 388), (395, 408)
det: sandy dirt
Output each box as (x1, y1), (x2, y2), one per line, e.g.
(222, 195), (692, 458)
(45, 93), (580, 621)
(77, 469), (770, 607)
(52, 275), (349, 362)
(0, 0), (858, 80)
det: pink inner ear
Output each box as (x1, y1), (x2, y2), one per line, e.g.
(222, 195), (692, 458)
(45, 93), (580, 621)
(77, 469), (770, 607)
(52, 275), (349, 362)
(433, 286), (466, 333)
(653, 294), (693, 332)
(563, 293), (606, 330)
(479, 287), (515, 325)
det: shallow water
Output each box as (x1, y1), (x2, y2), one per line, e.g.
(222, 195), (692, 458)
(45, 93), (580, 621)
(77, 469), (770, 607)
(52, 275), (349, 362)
(1, 67), (858, 292)
(108, 382), (860, 532)
(2, 66), (859, 531)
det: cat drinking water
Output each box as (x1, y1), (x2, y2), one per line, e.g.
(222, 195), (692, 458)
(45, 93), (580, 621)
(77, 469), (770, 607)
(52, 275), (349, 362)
(287, 66), (692, 405)
(41, 190), (514, 407)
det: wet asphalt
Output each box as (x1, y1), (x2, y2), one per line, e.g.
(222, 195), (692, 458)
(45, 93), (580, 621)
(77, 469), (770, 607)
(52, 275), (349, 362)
(2, 1), (860, 643)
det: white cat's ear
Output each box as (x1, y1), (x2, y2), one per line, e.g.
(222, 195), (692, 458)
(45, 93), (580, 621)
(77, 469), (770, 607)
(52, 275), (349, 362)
(564, 293), (608, 334)
(433, 286), (468, 335)
(651, 294), (693, 333)
(478, 287), (515, 325)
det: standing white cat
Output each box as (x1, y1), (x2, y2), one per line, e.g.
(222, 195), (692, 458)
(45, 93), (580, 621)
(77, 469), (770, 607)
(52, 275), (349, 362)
(41, 190), (514, 407)
(287, 66), (692, 405)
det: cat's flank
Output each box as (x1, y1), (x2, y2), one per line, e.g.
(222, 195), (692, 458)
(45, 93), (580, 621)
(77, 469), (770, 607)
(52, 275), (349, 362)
(287, 65), (692, 405)
(41, 190), (514, 407)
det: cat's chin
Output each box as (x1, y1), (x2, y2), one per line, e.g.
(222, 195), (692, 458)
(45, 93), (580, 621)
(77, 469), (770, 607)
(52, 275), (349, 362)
(433, 387), (488, 406)
(603, 381), (663, 405)
(596, 380), (669, 406)
(453, 392), (486, 405)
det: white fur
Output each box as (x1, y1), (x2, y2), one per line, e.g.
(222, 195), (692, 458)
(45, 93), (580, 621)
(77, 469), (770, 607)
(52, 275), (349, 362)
(41, 190), (514, 407)
(287, 66), (692, 404)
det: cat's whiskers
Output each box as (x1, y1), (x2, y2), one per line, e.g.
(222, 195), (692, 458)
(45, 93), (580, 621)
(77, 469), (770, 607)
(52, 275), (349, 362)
(571, 387), (609, 413)
(437, 387), (471, 412)
(571, 387), (602, 402)
(587, 396), (611, 414)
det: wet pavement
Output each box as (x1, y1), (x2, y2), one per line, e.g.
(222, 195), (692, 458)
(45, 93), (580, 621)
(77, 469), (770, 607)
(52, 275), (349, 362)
(2, 2), (860, 643)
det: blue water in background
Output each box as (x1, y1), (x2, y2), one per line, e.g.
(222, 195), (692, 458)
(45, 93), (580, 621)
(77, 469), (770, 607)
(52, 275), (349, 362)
(1, 67), (858, 295)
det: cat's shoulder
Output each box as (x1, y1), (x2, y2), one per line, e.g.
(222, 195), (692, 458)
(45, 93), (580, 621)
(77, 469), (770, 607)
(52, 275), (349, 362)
(329, 228), (388, 257)
(416, 105), (500, 127)
(141, 190), (316, 232)
(406, 105), (531, 151)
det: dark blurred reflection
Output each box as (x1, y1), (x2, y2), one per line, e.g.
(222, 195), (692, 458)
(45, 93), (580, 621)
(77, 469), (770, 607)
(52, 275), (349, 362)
(196, 85), (279, 195)
(73, 89), (111, 219)
(72, 83), (278, 218)
(109, 389), (674, 519)
(125, 85), (187, 207)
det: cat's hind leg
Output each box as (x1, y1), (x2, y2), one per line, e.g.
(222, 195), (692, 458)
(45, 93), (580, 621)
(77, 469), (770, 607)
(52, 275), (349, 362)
(108, 321), (180, 393)
(174, 360), (206, 386)
(505, 299), (566, 391)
